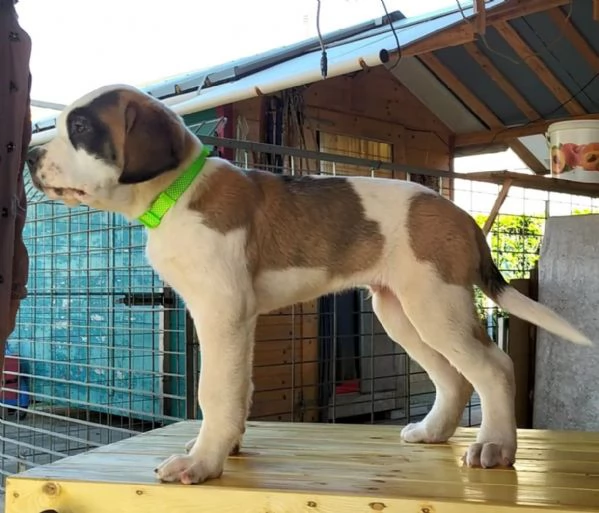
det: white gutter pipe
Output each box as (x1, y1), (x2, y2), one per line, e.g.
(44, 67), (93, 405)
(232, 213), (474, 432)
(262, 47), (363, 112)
(30, 41), (391, 147)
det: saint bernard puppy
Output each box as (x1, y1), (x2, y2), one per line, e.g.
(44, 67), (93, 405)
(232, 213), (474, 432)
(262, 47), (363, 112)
(26, 84), (591, 485)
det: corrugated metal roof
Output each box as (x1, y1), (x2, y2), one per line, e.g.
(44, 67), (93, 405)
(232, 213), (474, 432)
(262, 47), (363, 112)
(430, 1), (599, 127)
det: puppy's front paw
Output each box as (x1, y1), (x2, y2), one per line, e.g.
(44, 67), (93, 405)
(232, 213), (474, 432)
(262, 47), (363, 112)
(401, 421), (452, 444)
(155, 454), (223, 485)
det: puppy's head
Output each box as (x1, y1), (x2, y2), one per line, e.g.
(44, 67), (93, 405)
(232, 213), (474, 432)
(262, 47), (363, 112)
(28, 85), (193, 213)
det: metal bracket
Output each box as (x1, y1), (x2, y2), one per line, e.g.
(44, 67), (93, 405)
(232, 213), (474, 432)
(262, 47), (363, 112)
(118, 288), (176, 307)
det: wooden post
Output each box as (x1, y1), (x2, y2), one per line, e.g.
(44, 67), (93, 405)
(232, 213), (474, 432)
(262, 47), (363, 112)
(482, 178), (513, 236)
(594, 0), (599, 21)
(507, 279), (536, 428)
(474, 0), (487, 35)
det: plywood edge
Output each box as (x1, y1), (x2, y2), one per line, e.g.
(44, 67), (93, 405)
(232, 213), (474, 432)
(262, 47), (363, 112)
(5, 478), (575, 513)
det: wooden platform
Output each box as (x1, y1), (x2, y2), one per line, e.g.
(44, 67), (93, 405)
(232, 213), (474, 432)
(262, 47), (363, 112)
(6, 421), (599, 513)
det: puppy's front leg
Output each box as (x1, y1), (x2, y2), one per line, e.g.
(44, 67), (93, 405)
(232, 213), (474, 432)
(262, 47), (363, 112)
(156, 303), (256, 485)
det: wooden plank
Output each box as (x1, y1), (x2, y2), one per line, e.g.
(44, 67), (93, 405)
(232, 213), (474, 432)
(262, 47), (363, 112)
(508, 139), (548, 175)
(404, 23), (475, 56)
(482, 178), (513, 235)
(463, 42), (539, 121)
(548, 7), (599, 72)
(595, 0), (599, 21)
(303, 69), (453, 145)
(403, 0), (569, 57)
(495, 20), (586, 116)
(418, 53), (503, 129)
(8, 421), (599, 513)
(455, 112), (599, 147)
(299, 300), (319, 422)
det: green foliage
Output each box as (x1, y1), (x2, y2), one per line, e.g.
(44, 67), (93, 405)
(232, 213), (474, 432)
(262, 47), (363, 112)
(472, 208), (594, 321)
(471, 207), (595, 329)
(473, 213), (544, 321)
(474, 213), (543, 281)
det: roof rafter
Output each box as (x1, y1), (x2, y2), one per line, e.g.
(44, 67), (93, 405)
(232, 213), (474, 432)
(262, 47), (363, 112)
(508, 139), (548, 175)
(419, 52), (547, 174)
(463, 42), (539, 121)
(403, 0), (570, 56)
(547, 7), (599, 72)
(418, 53), (503, 129)
(455, 112), (599, 147)
(473, 0), (487, 35)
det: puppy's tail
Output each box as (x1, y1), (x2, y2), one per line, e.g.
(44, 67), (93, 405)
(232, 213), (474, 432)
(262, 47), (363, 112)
(475, 230), (592, 346)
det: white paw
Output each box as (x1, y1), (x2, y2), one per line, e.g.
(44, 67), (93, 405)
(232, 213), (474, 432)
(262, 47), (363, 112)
(462, 442), (515, 468)
(154, 454), (223, 485)
(401, 421), (452, 444)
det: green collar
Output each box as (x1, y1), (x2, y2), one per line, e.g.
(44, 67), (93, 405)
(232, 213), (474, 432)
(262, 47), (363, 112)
(137, 146), (210, 229)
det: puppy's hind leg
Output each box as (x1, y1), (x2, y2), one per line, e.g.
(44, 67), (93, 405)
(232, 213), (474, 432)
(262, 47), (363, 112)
(398, 278), (517, 469)
(372, 287), (473, 443)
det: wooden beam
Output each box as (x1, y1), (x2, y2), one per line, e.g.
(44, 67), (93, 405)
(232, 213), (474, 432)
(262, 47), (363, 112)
(495, 21), (586, 116)
(483, 178), (513, 236)
(463, 42), (539, 121)
(474, 0), (486, 35)
(594, 0), (599, 21)
(403, 0), (569, 56)
(403, 25), (475, 56)
(547, 8), (599, 72)
(486, 0), (569, 24)
(508, 139), (548, 175)
(418, 53), (503, 129)
(467, 170), (599, 198)
(455, 112), (599, 147)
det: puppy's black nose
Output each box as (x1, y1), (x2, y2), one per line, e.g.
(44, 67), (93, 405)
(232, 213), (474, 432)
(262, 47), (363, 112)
(26, 146), (45, 172)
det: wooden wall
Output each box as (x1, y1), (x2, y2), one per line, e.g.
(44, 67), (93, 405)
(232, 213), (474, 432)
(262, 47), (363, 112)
(228, 65), (455, 422)
(302, 66), (453, 178)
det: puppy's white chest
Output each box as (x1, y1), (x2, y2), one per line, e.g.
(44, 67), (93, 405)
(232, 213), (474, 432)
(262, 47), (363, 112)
(143, 213), (248, 308)
(144, 221), (209, 296)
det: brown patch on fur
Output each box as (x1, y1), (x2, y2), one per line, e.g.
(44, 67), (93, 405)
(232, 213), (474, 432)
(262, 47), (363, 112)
(189, 162), (385, 277)
(407, 192), (481, 287)
(408, 192), (501, 346)
(408, 192), (508, 303)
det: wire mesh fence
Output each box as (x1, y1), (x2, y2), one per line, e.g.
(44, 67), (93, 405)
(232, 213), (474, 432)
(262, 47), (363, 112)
(1, 130), (597, 489)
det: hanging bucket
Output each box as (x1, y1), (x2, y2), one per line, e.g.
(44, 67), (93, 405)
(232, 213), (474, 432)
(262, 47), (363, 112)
(547, 120), (599, 183)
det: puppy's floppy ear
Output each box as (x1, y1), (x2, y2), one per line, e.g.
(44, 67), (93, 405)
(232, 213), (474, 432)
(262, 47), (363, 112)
(119, 100), (187, 184)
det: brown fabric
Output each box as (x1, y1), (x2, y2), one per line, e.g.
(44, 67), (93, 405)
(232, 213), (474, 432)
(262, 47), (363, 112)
(0, 4), (31, 353)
